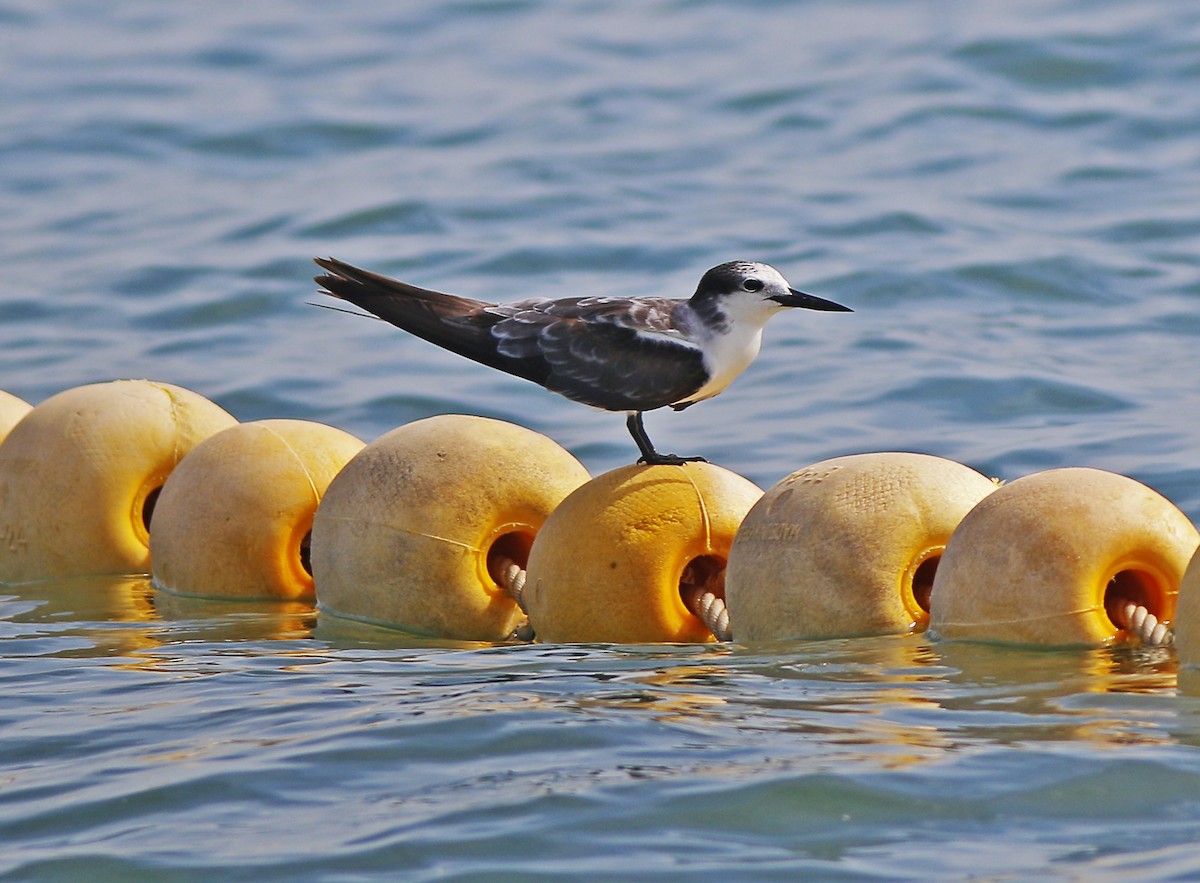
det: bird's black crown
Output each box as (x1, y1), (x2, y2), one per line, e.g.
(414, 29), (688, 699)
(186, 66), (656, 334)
(693, 261), (763, 298)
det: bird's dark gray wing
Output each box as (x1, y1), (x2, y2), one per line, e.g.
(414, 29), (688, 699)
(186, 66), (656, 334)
(315, 259), (706, 411)
(489, 298), (707, 411)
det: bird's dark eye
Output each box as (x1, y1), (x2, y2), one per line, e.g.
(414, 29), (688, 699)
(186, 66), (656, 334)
(742, 278), (764, 292)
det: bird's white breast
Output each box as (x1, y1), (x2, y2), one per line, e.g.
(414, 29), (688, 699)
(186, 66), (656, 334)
(673, 292), (783, 405)
(684, 322), (766, 403)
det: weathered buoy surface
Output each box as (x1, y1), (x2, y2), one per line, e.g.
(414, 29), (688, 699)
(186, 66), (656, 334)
(726, 452), (998, 640)
(1172, 548), (1200, 666)
(0, 380), (236, 583)
(929, 467), (1199, 646)
(0, 390), (31, 443)
(523, 462), (762, 644)
(311, 415), (590, 640)
(150, 419), (364, 600)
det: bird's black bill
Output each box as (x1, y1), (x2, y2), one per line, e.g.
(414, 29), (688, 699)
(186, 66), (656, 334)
(770, 288), (852, 312)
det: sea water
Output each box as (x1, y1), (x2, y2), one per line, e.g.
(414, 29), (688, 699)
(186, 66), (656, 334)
(3, 1), (1200, 878)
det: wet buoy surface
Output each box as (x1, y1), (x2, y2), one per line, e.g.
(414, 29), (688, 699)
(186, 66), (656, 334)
(523, 462), (762, 644)
(929, 467), (1199, 646)
(311, 414), (590, 641)
(0, 380), (236, 583)
(726, 452), (999, 640)
(150, 419), (364, 600)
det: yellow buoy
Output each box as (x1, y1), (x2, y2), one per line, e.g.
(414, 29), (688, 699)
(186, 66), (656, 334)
(149, 419), (364, 601)
(311, 415), (590, 641)
(929, 467), (1200, 646)
(0, 390), (31, 443)
(523, 462), (763, 644)
(725, 452), (999, 640)
(0, 380), (236, 583)
(1172, 548), (1200, 666)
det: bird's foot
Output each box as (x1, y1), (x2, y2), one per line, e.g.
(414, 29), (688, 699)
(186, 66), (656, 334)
(637, 452), (708, 466)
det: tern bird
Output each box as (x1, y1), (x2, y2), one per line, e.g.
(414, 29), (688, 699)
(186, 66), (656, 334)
(314, 257), (850, 465)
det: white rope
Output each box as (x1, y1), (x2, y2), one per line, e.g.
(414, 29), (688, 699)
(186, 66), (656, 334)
(680, 585), (732, 642)
(494, 555), (733, 643)
(1116, 602), (1174, 647)
(496, 556), (534, 641)
(499, 558), (527, 612)
(497, 557), (1173, 649)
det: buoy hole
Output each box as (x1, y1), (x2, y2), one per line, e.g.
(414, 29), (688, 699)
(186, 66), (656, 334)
(142, 486), (162, 534)
(911, 554), (940, 614)
(486, 530), (535, 588)
(678, 554), (727, 604)
(299, 529), (313, 577)
(1104, 568), (1165, 631)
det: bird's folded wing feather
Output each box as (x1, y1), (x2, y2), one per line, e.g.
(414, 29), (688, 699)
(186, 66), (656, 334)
(490, 300), (707, 411)
(316, 259), (707, 411)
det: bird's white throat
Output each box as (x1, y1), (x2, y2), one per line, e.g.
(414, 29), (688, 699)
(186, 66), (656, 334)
(682, 297), (781, 404)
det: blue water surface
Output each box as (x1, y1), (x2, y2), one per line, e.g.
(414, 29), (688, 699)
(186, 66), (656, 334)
(3, 0), (1200, 879)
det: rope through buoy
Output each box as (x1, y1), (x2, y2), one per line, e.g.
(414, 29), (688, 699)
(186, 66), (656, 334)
(1116, 602), (1173, 647)
(497, 556), (535, 641)
(499, 552), (1179, 648)
(680, 586), (732, 642)
(678, 555), (733, 642)
(499, 558), (528, 612)
(496, 555), (734, 643)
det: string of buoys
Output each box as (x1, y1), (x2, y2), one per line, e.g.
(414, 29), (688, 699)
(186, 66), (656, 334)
(2, 380), (1200, 662)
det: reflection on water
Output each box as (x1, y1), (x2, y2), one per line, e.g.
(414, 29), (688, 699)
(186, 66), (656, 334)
(1, 576), (316, 663)
(3, 581), (1184, 756)
(2, 572), (1200, 878)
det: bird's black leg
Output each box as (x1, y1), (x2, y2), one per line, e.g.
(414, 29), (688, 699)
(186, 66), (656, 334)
(626, 412), (706, 466)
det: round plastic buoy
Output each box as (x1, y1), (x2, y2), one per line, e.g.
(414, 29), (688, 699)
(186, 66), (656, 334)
(523, 462), (763, 644)
(311, 415), (590, 641)
(725, 452), (999, 640)
(0, 390), (31, 443)
(1172, 548), (1200, 666)
(929, 467), (1200, 646)
(150, 419), (364, 601)
(0, 380), (236, 583)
